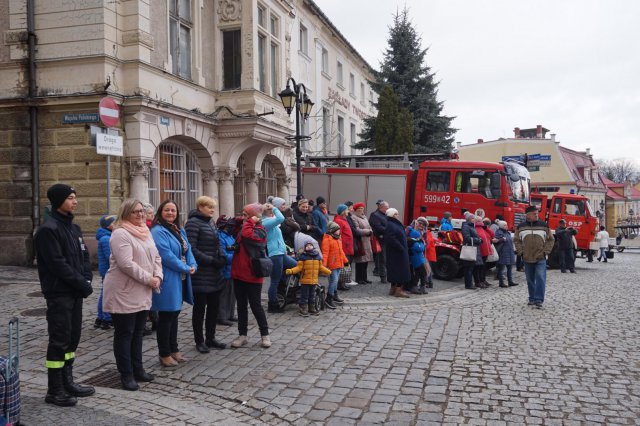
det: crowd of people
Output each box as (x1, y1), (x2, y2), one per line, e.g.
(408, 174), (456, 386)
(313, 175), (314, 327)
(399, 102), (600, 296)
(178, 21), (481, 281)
(33, 181), (577, 403)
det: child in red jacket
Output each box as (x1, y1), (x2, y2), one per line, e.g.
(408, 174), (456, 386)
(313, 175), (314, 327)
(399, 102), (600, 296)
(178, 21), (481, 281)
(321, 221), (349, 309)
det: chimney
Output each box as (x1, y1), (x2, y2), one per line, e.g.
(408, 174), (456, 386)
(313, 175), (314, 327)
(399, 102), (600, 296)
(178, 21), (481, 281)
(536, 124), (543, 139)
(550, 133), (556, 142)
(514, 127), (520, 138)
(477, 138), (483, 144)
(585, 148), (591, 156)
(456, 141), (462, 149)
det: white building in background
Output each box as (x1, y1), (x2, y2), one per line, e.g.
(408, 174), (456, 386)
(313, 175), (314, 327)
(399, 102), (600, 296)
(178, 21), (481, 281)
(0, 0), (376, 265)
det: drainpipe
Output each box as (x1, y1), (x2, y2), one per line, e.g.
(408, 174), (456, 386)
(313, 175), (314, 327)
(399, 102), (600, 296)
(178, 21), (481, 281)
(27, 0), (40, 256)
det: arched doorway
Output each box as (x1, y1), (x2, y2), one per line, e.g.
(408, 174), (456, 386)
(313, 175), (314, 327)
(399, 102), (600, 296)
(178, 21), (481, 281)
(148, 141), (201, 223)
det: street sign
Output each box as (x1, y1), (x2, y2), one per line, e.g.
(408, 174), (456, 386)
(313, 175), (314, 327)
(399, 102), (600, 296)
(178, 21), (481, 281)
(99, 97), (120, 127)
(96, 133), (123, 157)
(63, 113), (99, 124)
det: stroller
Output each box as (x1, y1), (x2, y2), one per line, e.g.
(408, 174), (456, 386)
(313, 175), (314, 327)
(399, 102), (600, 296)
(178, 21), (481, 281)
(275, 255), (326, 313)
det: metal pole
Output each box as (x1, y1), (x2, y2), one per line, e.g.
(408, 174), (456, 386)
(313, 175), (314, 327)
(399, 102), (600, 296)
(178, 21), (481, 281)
(106, 155), (111, 214)
(295, 95), (303, 197)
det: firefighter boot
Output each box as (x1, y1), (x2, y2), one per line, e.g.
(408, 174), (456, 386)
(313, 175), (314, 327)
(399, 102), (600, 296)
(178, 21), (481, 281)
(62, 359), (95, 397)
(45, 368), (78, 407)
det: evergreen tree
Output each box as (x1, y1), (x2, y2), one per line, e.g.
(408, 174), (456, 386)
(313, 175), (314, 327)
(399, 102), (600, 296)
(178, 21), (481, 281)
(363, 85), (414, 155)
(360, 7), (456, 153)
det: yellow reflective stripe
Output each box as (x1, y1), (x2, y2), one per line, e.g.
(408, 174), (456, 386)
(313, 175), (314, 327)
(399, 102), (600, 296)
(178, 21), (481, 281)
(64, 352), (75, 361)
(46, 360), (65, 369)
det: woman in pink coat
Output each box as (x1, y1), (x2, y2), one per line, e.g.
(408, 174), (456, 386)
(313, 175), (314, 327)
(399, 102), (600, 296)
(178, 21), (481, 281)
(103, 199), (163, 391)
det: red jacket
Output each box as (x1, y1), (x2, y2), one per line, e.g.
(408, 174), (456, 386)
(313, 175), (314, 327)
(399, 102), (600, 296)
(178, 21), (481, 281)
(333, 214), (354, 256)
(231, 220), (267, 284)
(321, 234), (349, 270)
(475, 222), (493, 257)
(425, 231), (437, 263)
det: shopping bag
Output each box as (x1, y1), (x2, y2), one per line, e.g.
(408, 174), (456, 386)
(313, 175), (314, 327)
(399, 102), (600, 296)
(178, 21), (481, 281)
(460, 244), (477, 262)
(338, 264), (351, 286)
(487, 244), (499, 262)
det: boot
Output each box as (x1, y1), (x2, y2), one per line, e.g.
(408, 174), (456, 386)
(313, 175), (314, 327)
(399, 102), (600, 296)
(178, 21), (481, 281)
(408, 285), (422, 295)
(120, 374), (139, 391)
(499, 279), (508, 288)
(62, 359), (95, 397)
(508, 281), (519, 286)
(388, 284), (395, 296)
(324, 295), (336, 310)
(333, 293), (344, 305)
(45, 368), (78, 407)
(419, 284), (428, 295)
(298, 305), (309, 317)
(308, 303), (320, 316)
(267, 302), (285, 313)
(393, 286), (410, 298)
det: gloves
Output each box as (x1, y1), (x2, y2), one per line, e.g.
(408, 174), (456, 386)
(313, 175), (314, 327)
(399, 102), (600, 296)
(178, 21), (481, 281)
(285, 269), (293, 275)
(80, 280), (93, 298)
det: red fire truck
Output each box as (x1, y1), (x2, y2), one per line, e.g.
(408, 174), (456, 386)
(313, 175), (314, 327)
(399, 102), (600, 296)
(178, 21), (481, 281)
(302, 154), (531, 280)
(529, 192), (599, 264)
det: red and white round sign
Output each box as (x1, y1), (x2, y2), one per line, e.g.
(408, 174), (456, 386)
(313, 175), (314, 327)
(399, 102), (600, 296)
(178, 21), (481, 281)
(99, 97), (120, 128)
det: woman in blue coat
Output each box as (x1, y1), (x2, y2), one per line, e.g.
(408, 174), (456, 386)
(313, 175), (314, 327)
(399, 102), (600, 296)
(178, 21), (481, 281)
(494, 220), (518, 288)
(151, 200), (197, 367)
(384, 208), (412, 298)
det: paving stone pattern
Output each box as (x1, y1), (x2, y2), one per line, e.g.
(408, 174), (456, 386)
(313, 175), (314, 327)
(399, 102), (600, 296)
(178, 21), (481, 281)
(0, 253), (638, 424)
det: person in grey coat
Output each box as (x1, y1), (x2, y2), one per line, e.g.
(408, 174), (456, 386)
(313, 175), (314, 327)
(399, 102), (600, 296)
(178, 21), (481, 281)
(461, 211), (483, 290)
(494, 220), (518, 288)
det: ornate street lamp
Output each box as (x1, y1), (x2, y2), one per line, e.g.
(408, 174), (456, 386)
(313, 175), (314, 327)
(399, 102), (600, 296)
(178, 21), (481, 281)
(279, 78), (313, 197)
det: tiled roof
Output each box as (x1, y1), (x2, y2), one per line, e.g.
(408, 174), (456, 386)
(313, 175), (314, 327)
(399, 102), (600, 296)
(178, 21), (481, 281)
(606, 188), (626, 201)
(558, 146), (606, 190)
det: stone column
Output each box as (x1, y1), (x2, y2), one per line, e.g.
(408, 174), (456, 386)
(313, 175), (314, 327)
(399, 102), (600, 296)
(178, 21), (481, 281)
(245, 170), (262, 204)
(128, 157), (154, 203)
(202, 167), (219, 202)
(217, 168), (237, 218)
(277, 175), (291, 204)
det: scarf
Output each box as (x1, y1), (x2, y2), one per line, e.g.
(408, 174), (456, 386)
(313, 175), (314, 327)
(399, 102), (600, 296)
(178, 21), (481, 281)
(120, 220), (150, 240)
(159, 220), (188, 255)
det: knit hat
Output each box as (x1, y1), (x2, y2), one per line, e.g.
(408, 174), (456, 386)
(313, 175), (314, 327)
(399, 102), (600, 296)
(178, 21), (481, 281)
(443, 211), (452, 219)
(386, 208), (399, 217)
(267, 196), (286, 209)
(474, 208), (485, 218)
(296, 194), (305, 201)
(215, 214), (229, 229)
(463, 211), (475, 220)
(353, 202), (365, 210)
(336, 204), (348, 215)
(327, 221), (340, 234)
(416, 217), (429, 226)
(498, 220), (508, 230)
(47, 183), (76, 210)
(344, 201), (354, 207)
(525, 205), (538, 213)
(100, 214), (117, 229)
(316, 196), (326, 205)
(243, 203), (263, 217)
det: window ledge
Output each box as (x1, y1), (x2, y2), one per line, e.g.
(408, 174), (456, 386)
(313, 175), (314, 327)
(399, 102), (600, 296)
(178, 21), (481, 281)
(321, 71), (332, 80)
(336, 83), (345, 90)
(298, 50), (312, 62)
(349, 93), (356, 100)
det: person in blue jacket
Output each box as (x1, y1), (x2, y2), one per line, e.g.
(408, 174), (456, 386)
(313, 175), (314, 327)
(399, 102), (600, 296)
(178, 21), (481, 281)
(263, 196), (298, 313)
(407, 227), (428, 294)
(216, 216), (240, 325)
(440, 212), (454, 231)
(94, 214), (116, 330)
(151, 200), (197, 367)
(312, 196), (329, 242)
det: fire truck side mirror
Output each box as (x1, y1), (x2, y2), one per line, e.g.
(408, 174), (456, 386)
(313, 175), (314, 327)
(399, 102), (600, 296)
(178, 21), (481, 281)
(490, 173), (502, 197)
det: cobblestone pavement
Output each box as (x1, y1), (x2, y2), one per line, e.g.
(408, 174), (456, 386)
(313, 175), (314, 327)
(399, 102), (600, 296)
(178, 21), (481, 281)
(0, 253), (639, 425)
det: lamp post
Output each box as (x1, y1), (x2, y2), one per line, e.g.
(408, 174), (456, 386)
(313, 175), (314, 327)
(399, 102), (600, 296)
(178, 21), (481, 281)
(278, 77), (313, 198)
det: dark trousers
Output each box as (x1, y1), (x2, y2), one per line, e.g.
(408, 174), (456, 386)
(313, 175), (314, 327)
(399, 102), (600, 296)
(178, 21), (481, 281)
(299, 284), (317, 305)
(355, 262), (369, 282)
(46, 296), (83, 367)
(558, 248), (575, 272)
(192, 291), (221, 344)
(234, 280), (269, 337)
(111, 311), (148, 375)
(156, 310), (180, 357)
(374, 242), (387, 279)
(411, 264), (428, 287)
(217, 278), (236, 321)
(464, 264), (474, 288)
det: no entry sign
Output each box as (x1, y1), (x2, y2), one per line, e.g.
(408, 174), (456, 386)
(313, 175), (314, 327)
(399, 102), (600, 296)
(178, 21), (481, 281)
(99, 97), (120, 127)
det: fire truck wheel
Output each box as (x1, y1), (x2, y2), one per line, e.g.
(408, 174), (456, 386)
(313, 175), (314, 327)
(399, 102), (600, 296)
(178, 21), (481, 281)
(434, 254), (459, 281)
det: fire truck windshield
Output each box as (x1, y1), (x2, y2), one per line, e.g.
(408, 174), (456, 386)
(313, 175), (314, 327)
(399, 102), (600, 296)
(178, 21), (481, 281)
(504, 162), (531, 203)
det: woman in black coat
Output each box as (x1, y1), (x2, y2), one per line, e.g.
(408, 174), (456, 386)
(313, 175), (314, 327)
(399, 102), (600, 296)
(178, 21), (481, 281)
(460, 213), (483, 290)
(384, 208), (411, 298)
(184, 197), (227, 354)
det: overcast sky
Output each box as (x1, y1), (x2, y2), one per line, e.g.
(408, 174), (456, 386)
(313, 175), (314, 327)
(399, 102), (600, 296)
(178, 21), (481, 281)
(315, 0), (640, 164)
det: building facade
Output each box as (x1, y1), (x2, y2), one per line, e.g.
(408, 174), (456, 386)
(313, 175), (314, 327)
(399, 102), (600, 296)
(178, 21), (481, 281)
(457, 126), (607, 221)
(0, 0), (375, 265)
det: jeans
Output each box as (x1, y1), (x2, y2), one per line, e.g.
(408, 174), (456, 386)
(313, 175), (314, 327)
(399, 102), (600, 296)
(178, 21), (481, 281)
(328, 268), (340, 296)
(299, 284), (317, 305)
(598, 247), (607, 261)
(111, 311), (147, 375)
(558, 248), (575, 272)
(234, 279), (269, 336)
(268, 254), (297, 304)
(192, 291), (221, 344)
(496, 264), (513, 283)
(463, 265), (474, 288)
(97, 280), (112, 321)
(156, 311), (180, 357)
(524, 260), (547, 304)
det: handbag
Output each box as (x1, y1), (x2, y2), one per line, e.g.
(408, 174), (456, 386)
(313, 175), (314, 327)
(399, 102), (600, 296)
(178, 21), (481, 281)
(353, 237), (365, 257)
(487, 243), (499, 262)
(460, 241), (478, 262)
(338, 264), (352, 286)
(240, 236), (273, 278)
(371, 235), (381, 254)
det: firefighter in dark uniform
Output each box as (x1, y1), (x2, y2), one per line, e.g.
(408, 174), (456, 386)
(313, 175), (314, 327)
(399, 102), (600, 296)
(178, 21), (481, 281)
(34, 184), (95, 406)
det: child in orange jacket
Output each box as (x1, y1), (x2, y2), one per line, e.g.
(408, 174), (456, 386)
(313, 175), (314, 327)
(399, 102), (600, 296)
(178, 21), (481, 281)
(321, 221), (349, 309)
(286, 242), (331, 317)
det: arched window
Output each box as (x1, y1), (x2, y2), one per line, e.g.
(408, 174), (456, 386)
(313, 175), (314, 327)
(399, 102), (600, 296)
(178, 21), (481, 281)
(149, 142), (201, 224)
(259, 160), (278, 202)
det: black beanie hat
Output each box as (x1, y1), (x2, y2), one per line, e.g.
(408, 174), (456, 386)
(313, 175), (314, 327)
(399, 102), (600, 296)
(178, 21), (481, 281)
(316, 196), (326, 205)
(47, 183), (76, 210)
